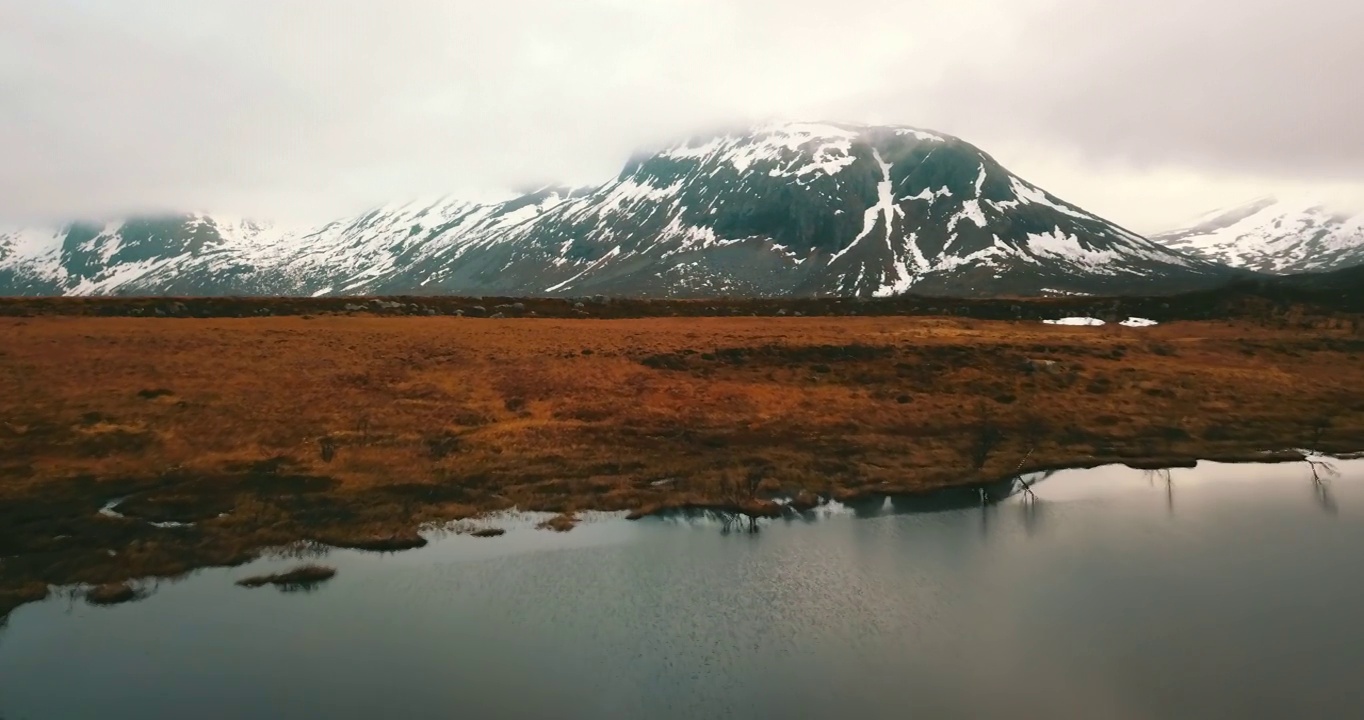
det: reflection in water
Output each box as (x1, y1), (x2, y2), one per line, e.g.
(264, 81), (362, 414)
(715, 511), (760, 535)
(845, 495), (890, 519)
(275, 580), (331, 595)
(1302, 455), (1341, 515)
(1314, 480), (1339, 515)
(1019, 497), (1046, 536)
(1306, 456), (1339, 484)
(2, 458), (1363, 720)
(1143, 468), (1176, 516)
(1166, 473), (1175, 515)
(887, 484), (1004, 515)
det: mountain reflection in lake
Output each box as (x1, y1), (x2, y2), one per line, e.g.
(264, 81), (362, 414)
(2, 458), (1363, 720)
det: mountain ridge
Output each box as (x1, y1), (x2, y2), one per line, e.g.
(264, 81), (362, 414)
(2, 121), (1232, 298)
(1152, 196), (1364, 275)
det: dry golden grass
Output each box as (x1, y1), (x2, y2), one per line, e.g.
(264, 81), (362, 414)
(2, 313), (1363, 619)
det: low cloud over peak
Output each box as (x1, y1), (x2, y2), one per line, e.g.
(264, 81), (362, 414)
(1, 0), (1360, 231)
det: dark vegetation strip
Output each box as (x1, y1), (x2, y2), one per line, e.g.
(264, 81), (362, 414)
(1, 266), (1362, 320)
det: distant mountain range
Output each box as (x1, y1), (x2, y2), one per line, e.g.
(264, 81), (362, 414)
(1152, 197), (1364, 275)
(7, 122), (1350, 299)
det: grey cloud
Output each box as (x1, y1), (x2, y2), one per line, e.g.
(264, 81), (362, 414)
(1, 0), (1360, 230)
(909, 0), (1364, 179)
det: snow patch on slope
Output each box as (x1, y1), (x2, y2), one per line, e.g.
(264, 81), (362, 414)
(1154, 196), (1364, 274)
(662, 123), (863, 179)
(545, 246), (623, 293)
(829, 148), (898, 265)
(947, 200), (988, 233)
(995, 177), (1095, 221)
(1025, 230), (1127, 274)
(0, 227), (68, 280)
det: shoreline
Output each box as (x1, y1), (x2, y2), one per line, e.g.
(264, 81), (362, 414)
(626, 446), (1350, 518)
(4, 447), (1359, 623)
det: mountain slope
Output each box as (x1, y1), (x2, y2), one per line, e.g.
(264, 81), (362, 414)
(1153, 197), (1364, 275)
(0, 215), (306, 296)
(363, 123), (1228, 298)
(1, 122), (1232, 298)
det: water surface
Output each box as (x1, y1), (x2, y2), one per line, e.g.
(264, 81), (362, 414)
(2, 458), (1362, 719)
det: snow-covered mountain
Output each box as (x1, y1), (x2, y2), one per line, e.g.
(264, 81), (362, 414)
(1152, 197), (1364, 275)
(1, 122), (1232, 298)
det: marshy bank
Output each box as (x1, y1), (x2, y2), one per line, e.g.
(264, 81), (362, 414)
(2, 313), (1362, 621)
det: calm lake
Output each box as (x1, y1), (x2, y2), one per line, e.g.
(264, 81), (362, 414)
(2, 458), (1363, 719)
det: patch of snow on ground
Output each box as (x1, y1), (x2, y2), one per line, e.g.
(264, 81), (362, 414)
(99, 498), (127, 518)
(1120, 317), (1158, 327)
(1039, 288), (1092, 296)
(1043, 317), (1105, 326)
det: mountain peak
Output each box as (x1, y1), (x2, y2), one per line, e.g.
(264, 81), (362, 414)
(1154, 197), (1364, 275)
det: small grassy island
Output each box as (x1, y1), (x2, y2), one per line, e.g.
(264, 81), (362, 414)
(236, 565), (337, 590)
(84, 582), (141, 606)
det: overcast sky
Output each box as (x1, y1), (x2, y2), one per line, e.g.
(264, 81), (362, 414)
(2, 0), (1361, 232)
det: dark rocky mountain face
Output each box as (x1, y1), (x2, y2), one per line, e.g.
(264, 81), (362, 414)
(1, 123), (1232, 298)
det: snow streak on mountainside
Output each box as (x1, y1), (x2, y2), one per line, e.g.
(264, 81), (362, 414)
(0, 123), (1231, 298)
(1152, 197), (1364, 275)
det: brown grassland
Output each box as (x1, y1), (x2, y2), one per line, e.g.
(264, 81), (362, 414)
(2, 305), (1363, 619)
